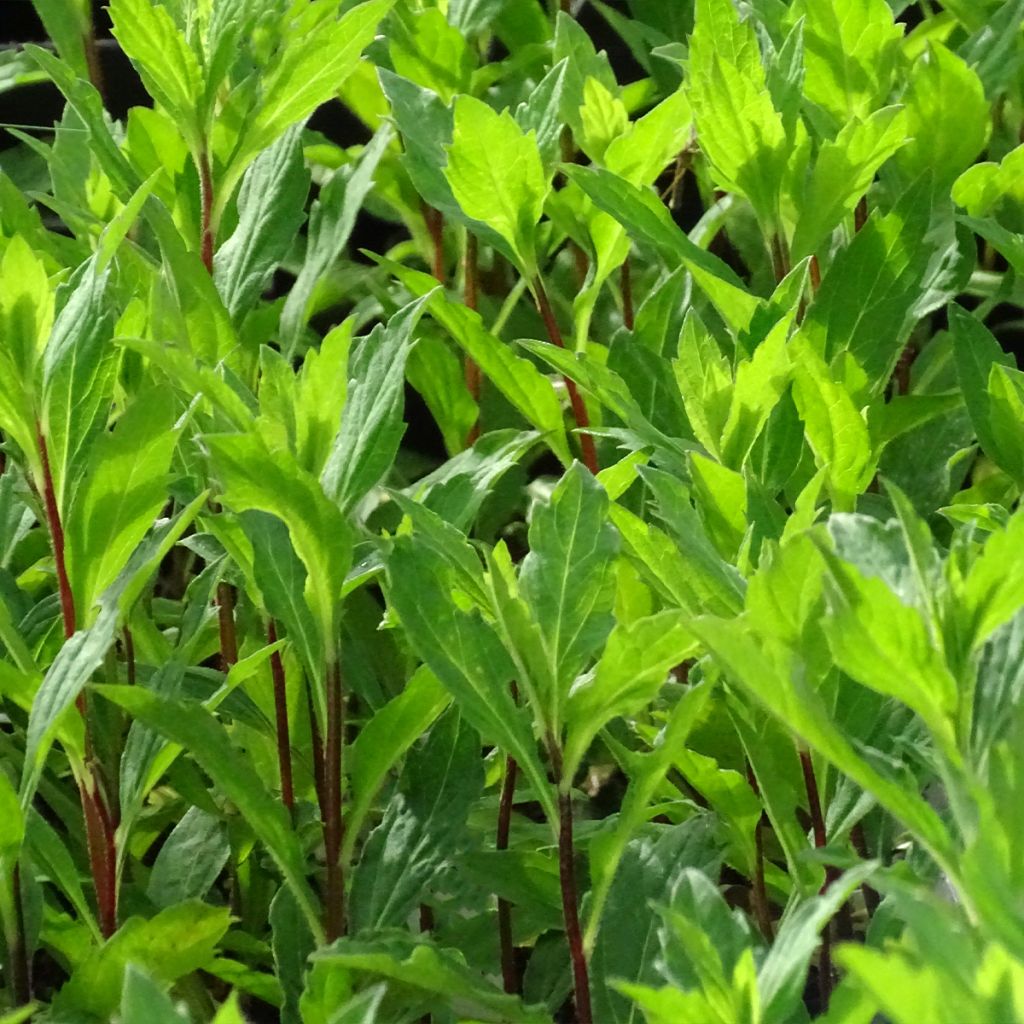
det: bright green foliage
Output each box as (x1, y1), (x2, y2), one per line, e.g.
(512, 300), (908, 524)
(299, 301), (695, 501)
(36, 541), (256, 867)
(2, 0), (1024, 1021)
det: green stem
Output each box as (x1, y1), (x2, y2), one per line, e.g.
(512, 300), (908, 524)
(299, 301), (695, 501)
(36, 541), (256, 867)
(324, 659), (346, 941)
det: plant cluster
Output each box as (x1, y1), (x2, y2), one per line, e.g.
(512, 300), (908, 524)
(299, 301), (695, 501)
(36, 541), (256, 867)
(1, 0), (1024, 1021)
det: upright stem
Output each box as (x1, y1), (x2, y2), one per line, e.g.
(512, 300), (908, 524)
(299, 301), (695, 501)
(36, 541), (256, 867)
(37, 427), (118, 938)
(216, 581), (238, 671)
(424, 204), (445, 283)
(745, 763), (773, 941)
(558, 787), (591, 1024)
(267, 621), (294, 812)
(123, 627), (136, 687)
(82, 14), (106, 106)
(548, 741), (591, 1024)
(798, 748), (835, 1010)
(324, 659), (346, 941)
(620, 257), (635, 332)
(770, 232), (791, 283)
(198, 149), (215, 274)
(855, 196), (868, 234)
(307, 688), (328, 826)
(497, 754), (520, 994)
(464, 233), (482, 447)
(532, 278), (599, 475)
(6, 865), (31, 1005)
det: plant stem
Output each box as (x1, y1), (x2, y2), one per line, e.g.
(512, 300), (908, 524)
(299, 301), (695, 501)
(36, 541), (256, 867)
(769, 232), (791, 283)
(82, 11), (106, 106)
(5, 865), (31, 1005)
(37, 429), (75, 641)
(809, 255), (822, 294)
(216, 580), (238, 671)
(532, 277), (599, 475)
(324, 659), (346, 942)
(798, 748), (835, 1011)
(424, 203), (445, 283)
(855, 196), (868, 233)
(307, 687), (328, 826)
(123, 627), (136, 686)
(558, 786), (591, 1024)
(497, 754), (520, 994)
(198, 149), (215, 274)
(620, 257), (635, 331)
(464, 232), (482, 447)
(267, 621), (294, 812)
(745, 763), (773, 941)
(851, 823), (881, 916)
(37, 427), (118, 938)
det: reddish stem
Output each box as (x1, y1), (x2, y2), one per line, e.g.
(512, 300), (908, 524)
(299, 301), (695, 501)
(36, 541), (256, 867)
(423, 203), (445, 283)
(745, 763), (773, 941)
(198, 150), (215, 274)
(855, 196), (868, 234)
(621, 257), (634, 332)
(216, 580), (238, 671)
(38, 427), (118, 937)
(37, 428), (75, 641)
(532, 279), (599, 475)
(809, 255), (822, 294)
(267, 621), (294, 811)
(324, 660), (346, 941)
(558, 786), (591, 1024)
(799, 749), (835, 1010)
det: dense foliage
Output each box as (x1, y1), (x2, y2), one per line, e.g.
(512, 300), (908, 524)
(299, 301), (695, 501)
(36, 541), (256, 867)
(2, 0), (1024, 1020)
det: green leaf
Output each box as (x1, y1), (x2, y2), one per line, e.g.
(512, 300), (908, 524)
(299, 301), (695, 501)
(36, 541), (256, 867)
(320, 294), (431, 514)
(108, 0), (203, 149)
(520, 462), (619, 723)
(41, 257), (118, 510)
(791, 337), (874, 505)
(894, 42), (989, 190)
(385, 537), (558, 828)
(279, 126), (391, 358)
(214, 123), (310, 323)
(94, 686), (325, 945)
(382, 260), (572, 465)
(54, 902), (231, 1021)
(390, 7), (475, 103)
(271, 886), (315, 1024)
(962, 508), (1024, 649)
(64, 388), (180, 618)
(207, 431), (353, 658)
(230, 0), (396, 194)
(119, 967), (191, 1024)
(240, 510), (323, 687)
(591, 821), (723, 1024)
(146, 807), (230, 909)
(346, 665), (451, 857)
(21, 496), (205, 809)
(444, 94), (550, 276)
(566, 166), (761, 335)
(821, 549), (958, 745)
(349, 709), (481, 932)
(310, 933), (549, 1023)
(950, 304), (1024, 483)
(687, 0), (787, 228)
(564, 610), (697, 780)
(801, 0), (903, 124)
(791, 106), (909, 262)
